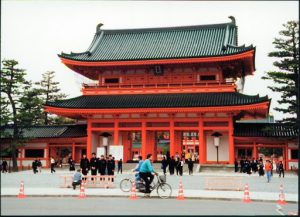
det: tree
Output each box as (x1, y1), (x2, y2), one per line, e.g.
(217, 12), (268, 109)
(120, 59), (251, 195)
(262, 21), (299, 129)
(0, 59), (29, 171)
(35, 71), (70, 125)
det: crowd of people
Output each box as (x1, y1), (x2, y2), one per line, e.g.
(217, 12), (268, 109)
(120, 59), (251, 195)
(234, 157), (285, 182)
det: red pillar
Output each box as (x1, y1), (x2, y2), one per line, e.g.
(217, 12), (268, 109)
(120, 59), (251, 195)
(72, 142), (75, 160)
(253, 141), (257, 159)
(170, 118), (175, 157)
(87, 119), (92, 159)
(228, 117), (234, 164)
(141, 120), (147, 160)
(114, 119), (119, 145)
(198, 117), (205, 164)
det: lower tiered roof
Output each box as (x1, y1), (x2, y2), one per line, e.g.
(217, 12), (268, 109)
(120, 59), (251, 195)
(46, 92), (269, 109)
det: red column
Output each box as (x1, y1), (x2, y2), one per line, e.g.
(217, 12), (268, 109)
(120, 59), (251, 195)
(228, 117), (234, 164)
(170, 118), (175, 157)
(198, 117), (205, 164)
(141, 120), (147, 160)
(285, 144), (289, 170)
(87, 119), (92, 159)
(114, 119), (119, 145)
(72, 142), (75, 160)
(253, 141), (257, 159)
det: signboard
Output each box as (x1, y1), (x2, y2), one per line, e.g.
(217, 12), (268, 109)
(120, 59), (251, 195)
(109, 145), (123, 160)
(96, 147), (105, 158)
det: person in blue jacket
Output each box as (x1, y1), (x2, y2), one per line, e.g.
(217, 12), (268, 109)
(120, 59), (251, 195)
(139, 154), (158, 195)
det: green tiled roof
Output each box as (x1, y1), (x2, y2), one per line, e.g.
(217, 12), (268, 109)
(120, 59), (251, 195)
(234, 123), (298, 137)
(0, 125), (87, 139)
(46, 92), (269, 109)
(59, 17), (254, 62)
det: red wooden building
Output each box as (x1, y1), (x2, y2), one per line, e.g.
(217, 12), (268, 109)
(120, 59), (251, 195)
(1, 17), (298, 170)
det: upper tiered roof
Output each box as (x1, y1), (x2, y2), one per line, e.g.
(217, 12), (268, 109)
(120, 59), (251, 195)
(59, 17), (254, 62)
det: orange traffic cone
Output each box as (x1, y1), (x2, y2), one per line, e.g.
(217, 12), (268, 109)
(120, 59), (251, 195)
(17, 181), (26, 198)
(277, 184), (287, 205)
(129, 181), (138, 200)
(242, 183), (251, 203)
(78, 184), (86, 199)
(176, 179), (185, 200)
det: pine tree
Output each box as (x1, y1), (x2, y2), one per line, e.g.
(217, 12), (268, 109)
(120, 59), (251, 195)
(262, 21), (299, 129)
(35, 71), (69, 125)
(0, 59), (34, 171)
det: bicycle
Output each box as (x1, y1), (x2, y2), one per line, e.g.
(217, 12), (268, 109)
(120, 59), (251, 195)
(120, 173), (172, 199)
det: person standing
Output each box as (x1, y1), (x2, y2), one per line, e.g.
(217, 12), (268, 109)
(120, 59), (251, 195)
(68, 156), (75, 171)
(161, 156), (168, 175)
(240, 158), (244, 173)
(234, 158), (239, 172)
(97, 155), (107, 176)
(265, 160), (272, 183)
(90, 153), (98, 181)
(107, 155), (115, 182)
(32, 159), (38, 174)
(278, 161), (285, 178)
(2, 160), (8, 173)
(117, 159), (123, 174)
(258, 161), (264, 176)
(168, 156), (175, 175)
(50, 157), (56, 173)
(175, 156), (180, 176)
(80, 154), (90, 181)
(178, 157), (185, 176)
(37, 159), (42, 173)
(72, 169), (82, 190)
(187, 158), (194, 175)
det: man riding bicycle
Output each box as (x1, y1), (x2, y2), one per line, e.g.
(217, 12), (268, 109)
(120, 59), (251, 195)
(139, 153), (158, 196)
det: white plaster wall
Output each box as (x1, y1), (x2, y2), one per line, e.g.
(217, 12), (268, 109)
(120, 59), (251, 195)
(25, 143), (47, 148)
(288, 149), (291, 160)
(175, 113), (185, 118)
(187, 113), (197, 117)
(206, 134), (229, 161)
(288, 162), (298, 169)
(288, 142), (297, 148)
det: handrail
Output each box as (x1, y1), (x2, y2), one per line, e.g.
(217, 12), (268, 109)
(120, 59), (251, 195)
(83, 81), (234, 89)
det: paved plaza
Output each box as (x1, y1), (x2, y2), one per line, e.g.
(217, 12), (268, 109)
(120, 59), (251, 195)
(1, 166), (298, 203)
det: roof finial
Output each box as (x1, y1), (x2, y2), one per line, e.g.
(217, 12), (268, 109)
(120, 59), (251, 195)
(96, 23), (104, 33)
(228, 16), (236, 25)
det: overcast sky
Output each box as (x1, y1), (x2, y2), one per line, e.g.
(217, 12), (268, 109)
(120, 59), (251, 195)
(1, 0), (299, 121)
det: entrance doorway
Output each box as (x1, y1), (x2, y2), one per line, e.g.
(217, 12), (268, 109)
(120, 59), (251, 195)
(182, 131), (199, 160)
(156, 131), (170, 161)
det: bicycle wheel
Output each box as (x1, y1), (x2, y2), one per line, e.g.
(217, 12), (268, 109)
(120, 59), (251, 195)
(156, 183), (172, 199)
(120, 179), (132, 192)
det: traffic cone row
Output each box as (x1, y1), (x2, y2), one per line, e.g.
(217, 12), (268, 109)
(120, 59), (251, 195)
(129, 180), (138, 200)
(78, 184), (86, 199)
(17, 181), (26, 198)
(176, 179), (185, 200)
(277, 184), (287, 205)
(242, 183), (251, 203)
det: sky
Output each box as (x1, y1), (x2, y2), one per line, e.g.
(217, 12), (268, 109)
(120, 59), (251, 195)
(1, 0), (299, 121)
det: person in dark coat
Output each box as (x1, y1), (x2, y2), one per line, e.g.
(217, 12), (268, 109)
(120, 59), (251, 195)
(80, 154), (90, 181)
(258, 161), (264, 176)
(187, 158), (194, 175)
(251, 158), (258, 173)
(2, 160), (8, 173)
(278, 161), (284, 178)
(97, 155), (107, 177)
(32, 159), (38, 174)
(168, 156), (175, 175)
(161, 156), (168, 175)
(178, 157), (184, 176)
(240, 158), (244, 173)
(234, 158), (239, 172)
(106, 155), (115, 182)
(117, 159), (122, 174)
(68, 156), (75, 171)
(175, 156), (180, 176)
(37, 159), (42, 173)
(90, 153), (98, 180)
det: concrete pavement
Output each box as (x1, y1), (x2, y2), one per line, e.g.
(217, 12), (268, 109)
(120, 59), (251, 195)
(1, 168), (298, 203)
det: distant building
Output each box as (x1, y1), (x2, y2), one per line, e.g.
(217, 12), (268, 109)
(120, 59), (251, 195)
(1, 17), (298, 169)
